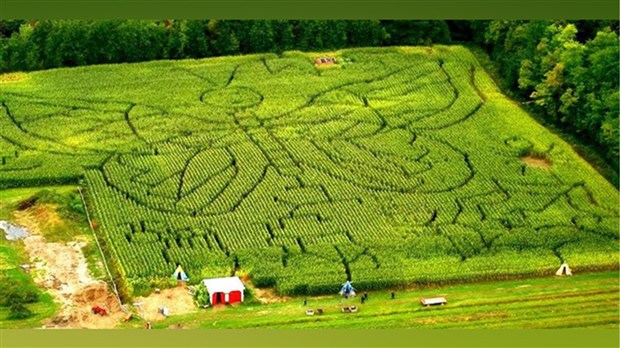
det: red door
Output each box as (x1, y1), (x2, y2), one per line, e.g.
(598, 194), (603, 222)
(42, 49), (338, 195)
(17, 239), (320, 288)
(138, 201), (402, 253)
(212, 292), (224, 305)
(229, 290), (242, 304)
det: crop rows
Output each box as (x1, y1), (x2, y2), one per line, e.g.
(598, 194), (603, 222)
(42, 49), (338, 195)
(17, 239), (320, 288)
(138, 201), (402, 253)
(1, 46), (618, 295)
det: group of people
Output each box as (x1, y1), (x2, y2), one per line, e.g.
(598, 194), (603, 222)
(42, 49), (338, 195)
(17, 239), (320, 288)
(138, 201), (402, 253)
(301, 282), (397, 307)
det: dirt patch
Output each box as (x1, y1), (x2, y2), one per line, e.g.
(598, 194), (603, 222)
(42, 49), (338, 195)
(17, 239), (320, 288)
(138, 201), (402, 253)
(253, 287), (290, 304)
(135, 285), (197, 322)
(521, 156), (551, 169)
(11, 212), (125, 328)
(16, 197), (38, 211)
(246, 280), (290, 304)
(13, 204), (63, 237)
(50, 282), (124, 329)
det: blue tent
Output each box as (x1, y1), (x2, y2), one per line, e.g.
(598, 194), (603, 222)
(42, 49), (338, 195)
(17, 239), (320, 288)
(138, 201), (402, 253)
(172, 265), (189, 281)
(339, 281), (356, 297)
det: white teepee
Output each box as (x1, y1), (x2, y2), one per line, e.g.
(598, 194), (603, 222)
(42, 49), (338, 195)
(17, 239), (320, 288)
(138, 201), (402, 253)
(555, 262), (572, 276)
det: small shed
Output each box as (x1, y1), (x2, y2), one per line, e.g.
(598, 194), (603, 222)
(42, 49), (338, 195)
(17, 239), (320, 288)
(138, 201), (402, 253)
(202, 276), (245, 305)
(315, 57), (336, 66)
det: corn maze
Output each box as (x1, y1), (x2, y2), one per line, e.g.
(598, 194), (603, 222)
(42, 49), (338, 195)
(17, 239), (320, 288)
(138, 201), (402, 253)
(1, 46), (618, 295)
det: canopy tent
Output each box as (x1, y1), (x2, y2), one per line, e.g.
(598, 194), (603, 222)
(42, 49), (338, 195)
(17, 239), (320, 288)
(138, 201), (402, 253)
(202, 276), (246, 305)
(172, 265), (189, 281)
(339, 280), (356, 297)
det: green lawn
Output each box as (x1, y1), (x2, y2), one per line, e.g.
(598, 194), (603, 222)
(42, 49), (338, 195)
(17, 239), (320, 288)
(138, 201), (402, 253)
(0, 236), (58, 329)
(124, 271), (619, 329)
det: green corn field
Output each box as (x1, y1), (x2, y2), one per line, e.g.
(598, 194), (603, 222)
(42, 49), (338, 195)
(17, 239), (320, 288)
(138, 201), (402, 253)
(1, 46), (618, 296)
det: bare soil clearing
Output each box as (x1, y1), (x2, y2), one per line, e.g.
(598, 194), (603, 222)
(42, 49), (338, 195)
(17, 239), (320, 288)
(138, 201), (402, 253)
(247, 280), (290, 304)
(13, 204), (63, 235)
(134, 285), (197, 322)
(10, 205), (124, 328)
(10, 202), (201, 327)
(521, 155), (552, 169)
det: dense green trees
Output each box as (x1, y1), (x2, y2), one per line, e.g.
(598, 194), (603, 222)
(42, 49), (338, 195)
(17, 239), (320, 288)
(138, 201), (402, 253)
(0, 20), (453, 71)
(478, 20), (619, 173)
(382, 20), (451, 45)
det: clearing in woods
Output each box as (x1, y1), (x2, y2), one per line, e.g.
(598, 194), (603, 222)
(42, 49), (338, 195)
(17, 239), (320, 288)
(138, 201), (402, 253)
(0, 46), (618, 296)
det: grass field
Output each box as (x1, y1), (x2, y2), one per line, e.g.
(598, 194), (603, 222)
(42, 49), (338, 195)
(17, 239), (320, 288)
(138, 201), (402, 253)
(125, 271), (619, 329)
(0, 46), (618, 296)
(0, 225), (58, 328)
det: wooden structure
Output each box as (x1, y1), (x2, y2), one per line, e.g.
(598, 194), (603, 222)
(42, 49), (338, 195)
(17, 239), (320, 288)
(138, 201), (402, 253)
(314, 57), (336, 66)
(341, 306), (358, 313)
(202, 276), (246, 305)
(420, 297), (447, 306)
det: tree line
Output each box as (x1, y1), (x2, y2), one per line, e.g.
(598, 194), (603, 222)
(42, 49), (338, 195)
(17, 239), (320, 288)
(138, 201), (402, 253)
(0, 20), (617, 176)
(0, 20), (451, 70)
(461, 21), (619, 175)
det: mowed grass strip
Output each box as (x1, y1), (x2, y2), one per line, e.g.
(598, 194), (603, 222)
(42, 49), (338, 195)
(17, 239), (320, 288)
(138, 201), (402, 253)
(127, 271), (618, 329)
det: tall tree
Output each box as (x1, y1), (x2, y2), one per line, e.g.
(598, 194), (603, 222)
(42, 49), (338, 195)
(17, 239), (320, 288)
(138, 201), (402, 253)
(485, 20), (549, 92)
(165, 20), (188, 60)
(580, 29), (619, 160)
(524, 24), (583, 122)
(346, 20), (387, 47)
(273, 20), (295, 52)
(209, 20), (240, 56)
(185, 20), (210, 58)
(87, 20), (121, 64)
(0, 38), (7, 72)
(247, 20), (275, 53)
(382, 20), (451, 45)
(321, 20), (347, 49)
(296, 21), (325, 51)
(6, 24), (41, 71)
(0, 20), (26, 38)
